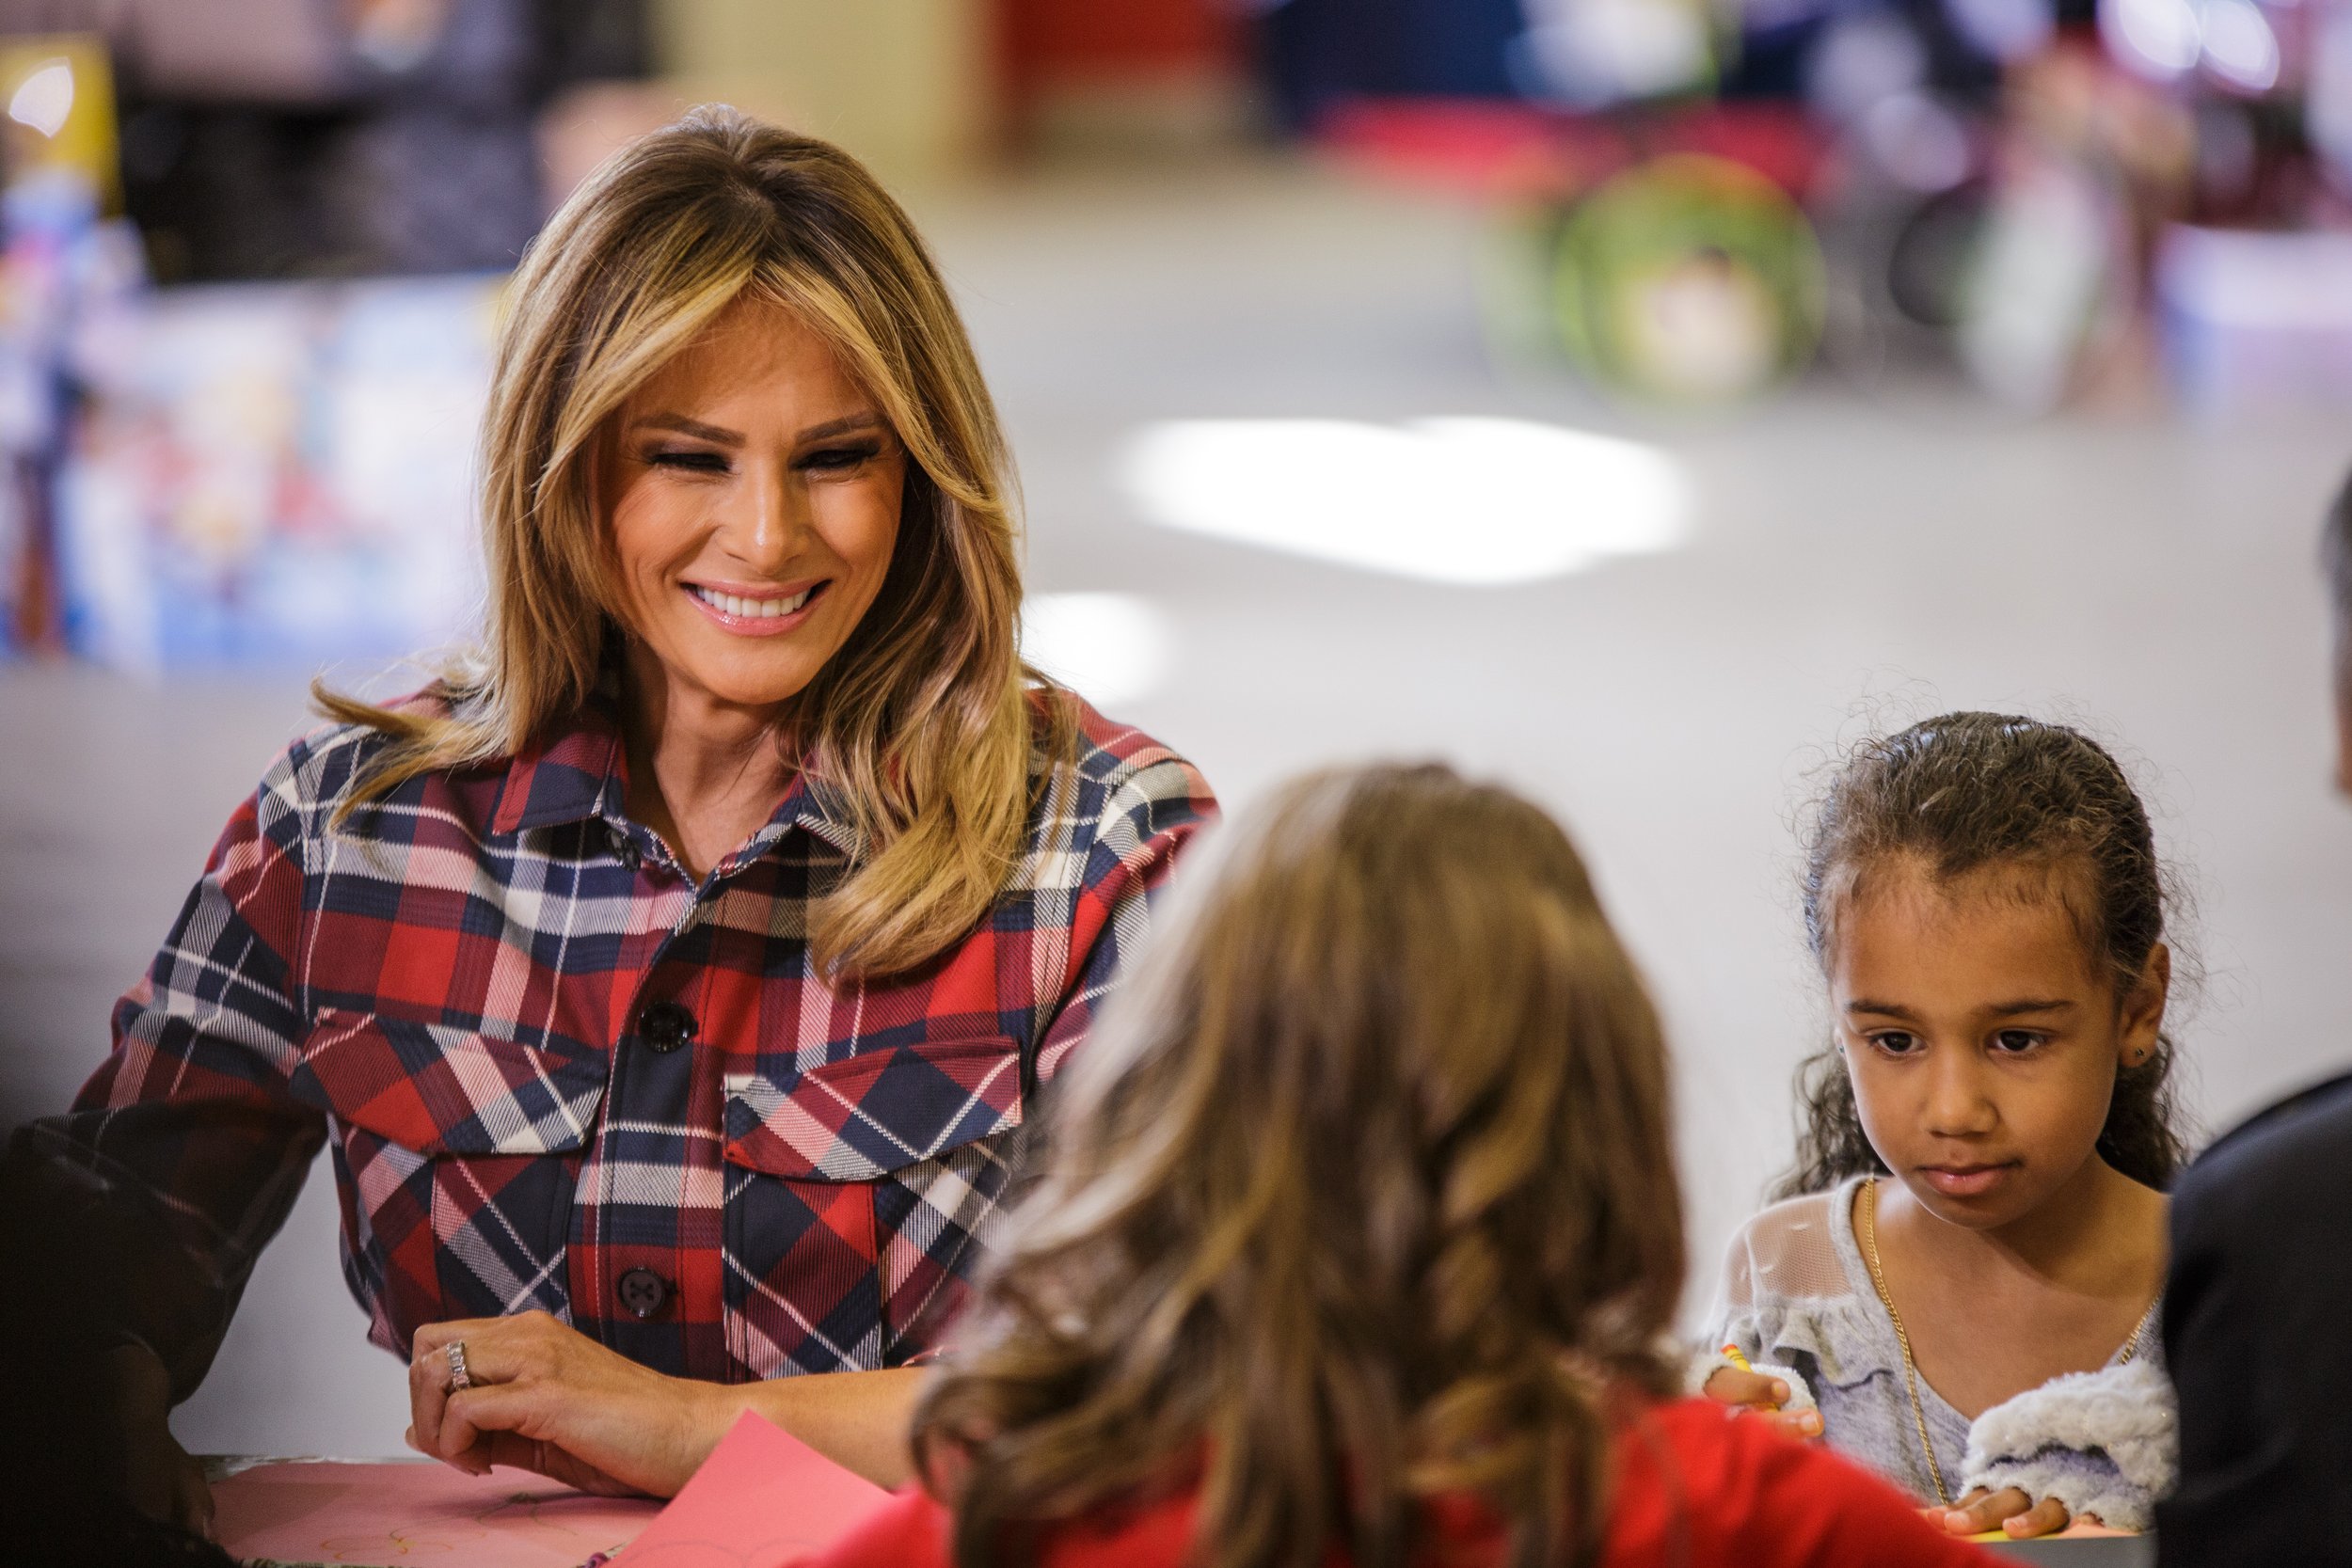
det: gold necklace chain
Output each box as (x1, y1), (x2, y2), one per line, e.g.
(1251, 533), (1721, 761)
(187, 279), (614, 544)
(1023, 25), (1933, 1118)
(1858, 1176), (2158, 1513)
(1859, 1176), (1953, 1507)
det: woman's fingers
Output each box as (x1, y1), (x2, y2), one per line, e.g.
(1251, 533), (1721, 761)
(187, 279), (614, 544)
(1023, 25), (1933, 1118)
(1701, 1366), (1791, 1409)
(1939, 1486), (2033, 1534)
(407, 1316), (512, 1467)
(477, 1432), (643, 1497)
(2003, 1497), (2074, 1538)
(1762, 1406), (1822, 1439)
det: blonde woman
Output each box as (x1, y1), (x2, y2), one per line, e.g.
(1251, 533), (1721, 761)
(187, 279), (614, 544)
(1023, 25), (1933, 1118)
(17, 108), (1213, 1526)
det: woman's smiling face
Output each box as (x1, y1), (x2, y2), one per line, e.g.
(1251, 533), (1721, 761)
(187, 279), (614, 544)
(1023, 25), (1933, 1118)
(605, 294), (906, 715)
(1829, 856), (2169, 1230)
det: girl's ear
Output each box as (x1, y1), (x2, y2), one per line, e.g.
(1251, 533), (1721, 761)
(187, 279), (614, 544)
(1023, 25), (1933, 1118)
(2117, 941), (2171, 1069)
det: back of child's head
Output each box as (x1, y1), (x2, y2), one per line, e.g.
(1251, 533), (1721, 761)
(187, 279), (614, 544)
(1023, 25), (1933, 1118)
(1778, 710), (2188, 1198)
(914, 762), (1684, 1568)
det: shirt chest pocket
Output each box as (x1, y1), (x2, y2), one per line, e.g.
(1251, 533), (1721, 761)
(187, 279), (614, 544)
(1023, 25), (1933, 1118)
(718, 1036), (1027, 1378)
(289, 1007), (608, 1156)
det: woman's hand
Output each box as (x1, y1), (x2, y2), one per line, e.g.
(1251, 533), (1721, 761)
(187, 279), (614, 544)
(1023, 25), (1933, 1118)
(1934, 1487), (2094, 1539)
(405, 1312), (736, 1498)
(1701, 1365), (1822, 1441)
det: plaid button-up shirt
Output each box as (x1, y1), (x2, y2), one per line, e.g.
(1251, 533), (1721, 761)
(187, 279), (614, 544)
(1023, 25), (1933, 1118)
(23, 691), (1212, 1397)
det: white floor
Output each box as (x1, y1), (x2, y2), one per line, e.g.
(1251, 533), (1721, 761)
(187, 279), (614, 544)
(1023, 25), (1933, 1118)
(7, 152), (2350, 1458)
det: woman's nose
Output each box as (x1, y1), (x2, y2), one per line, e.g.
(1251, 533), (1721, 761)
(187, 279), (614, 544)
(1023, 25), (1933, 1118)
(727, 460), (803, 570)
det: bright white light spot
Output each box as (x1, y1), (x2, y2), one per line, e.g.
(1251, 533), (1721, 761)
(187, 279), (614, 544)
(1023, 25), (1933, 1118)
(1862, 92), (1973, 194)
(1115, 418), (1692, 587)
(1521, 0), (1712, 105)
(1021, 593), (1173, 709)
(2103, 0), (2201, 79)
(8, 59), (73, 138)
(1807, 14), (1927, 123)
(2201, 0), (2280, 91)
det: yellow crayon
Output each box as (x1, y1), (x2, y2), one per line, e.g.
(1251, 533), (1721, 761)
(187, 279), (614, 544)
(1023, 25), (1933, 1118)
(1721, 1343), (1753, 1373)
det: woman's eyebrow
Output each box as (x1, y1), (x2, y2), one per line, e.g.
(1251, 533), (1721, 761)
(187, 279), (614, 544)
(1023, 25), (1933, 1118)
(634, 413), (741, 445)
(797, 412), (886, 442)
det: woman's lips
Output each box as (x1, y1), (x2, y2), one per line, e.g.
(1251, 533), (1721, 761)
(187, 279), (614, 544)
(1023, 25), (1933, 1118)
(681, 579), (825, 637)
(1918, 1164), (2016, 1198)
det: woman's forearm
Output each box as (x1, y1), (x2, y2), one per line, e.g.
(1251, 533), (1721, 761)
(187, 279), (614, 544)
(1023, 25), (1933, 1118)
(715, 1366), (930, 1490)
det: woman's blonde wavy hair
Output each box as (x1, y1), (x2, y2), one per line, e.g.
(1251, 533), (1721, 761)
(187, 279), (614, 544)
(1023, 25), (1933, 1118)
(914, 763), (1688, 1568)
(319, 105), (1058, 978)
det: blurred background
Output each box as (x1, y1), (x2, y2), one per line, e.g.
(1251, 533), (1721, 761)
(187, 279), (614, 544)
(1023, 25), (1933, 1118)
(1, 0), (2348, 1462)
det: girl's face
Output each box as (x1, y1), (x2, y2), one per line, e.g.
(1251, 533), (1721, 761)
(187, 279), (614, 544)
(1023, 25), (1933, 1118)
(1830, 856), (2169, 1229)
(604, 295), (907, 716)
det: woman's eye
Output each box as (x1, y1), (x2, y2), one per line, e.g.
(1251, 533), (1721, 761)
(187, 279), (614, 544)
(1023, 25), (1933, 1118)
(1992, 1030), (2043, 1053)
(647, 449), (728, 473)
(800, 443), (880, 473)
(1870, 1031), (1921, 1056)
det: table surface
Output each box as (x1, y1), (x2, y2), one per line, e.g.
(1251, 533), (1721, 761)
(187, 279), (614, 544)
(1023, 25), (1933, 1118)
(1981, 1535), (2156, 1565)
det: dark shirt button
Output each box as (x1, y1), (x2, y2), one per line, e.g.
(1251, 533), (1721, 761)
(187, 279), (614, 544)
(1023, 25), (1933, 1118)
(605, 824), (639, 869)
(639, 1000), (696, 1053)
(616, 1267), (671, 1321)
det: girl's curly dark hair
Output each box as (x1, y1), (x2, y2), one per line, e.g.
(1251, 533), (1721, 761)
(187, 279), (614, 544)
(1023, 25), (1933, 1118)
(1774, 712), (2191, 1200)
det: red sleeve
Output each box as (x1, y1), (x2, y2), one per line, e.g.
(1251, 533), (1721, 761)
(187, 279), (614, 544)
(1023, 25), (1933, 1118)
(788, 1477), (1200, 1568)
(791, 1486), (956, 1568)
(1609, 1401), (1998, 1568)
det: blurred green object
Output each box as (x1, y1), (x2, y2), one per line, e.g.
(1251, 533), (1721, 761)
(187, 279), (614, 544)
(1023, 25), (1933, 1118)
(1550, 153), (1825, 403)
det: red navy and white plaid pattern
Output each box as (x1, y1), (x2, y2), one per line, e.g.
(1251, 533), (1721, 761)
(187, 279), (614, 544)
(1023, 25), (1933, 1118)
(24, 690), (1212, 1396)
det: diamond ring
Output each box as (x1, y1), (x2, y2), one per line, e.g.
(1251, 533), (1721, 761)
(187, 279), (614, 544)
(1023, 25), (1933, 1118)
(446, 1339), (472, 1393)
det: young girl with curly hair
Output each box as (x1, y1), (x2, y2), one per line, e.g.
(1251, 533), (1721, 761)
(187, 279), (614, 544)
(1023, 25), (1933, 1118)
(1701, 713), (2188, 1542)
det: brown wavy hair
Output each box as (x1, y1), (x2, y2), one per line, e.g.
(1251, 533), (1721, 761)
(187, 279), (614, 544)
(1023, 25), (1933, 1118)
(1775, 711), (2190, 1200)
(317, 106), (1059, 978)
(913, 763), (1687, 1568)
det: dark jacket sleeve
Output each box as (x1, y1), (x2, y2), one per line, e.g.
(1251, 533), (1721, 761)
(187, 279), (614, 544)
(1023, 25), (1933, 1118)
(2157, 1073), (2352, 1567)
(5, 752), (325, 1403)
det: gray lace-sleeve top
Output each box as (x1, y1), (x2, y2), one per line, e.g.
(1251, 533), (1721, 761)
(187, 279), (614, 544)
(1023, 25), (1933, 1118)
(1695, 1175), (2177, 1529)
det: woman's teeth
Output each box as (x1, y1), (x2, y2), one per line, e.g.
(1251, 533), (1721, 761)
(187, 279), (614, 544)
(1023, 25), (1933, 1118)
(689, 584), (814, 619)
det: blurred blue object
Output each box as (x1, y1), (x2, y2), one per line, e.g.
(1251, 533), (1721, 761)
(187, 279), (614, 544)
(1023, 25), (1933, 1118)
(54, 274), (495, 672)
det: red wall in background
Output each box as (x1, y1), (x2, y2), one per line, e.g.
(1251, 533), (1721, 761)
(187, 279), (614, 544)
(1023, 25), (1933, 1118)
(993, 0), (1245, 126)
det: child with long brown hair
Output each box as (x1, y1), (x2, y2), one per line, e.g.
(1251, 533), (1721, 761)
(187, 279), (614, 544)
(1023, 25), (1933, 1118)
(1701, 713), (2187, 1542)
(800, 764), (1988, 1568)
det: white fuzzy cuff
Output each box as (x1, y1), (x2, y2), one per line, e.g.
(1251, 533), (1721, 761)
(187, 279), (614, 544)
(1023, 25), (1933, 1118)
(1683, 1346), (1819, 1412)
(1959, 1359), (2176, 1531)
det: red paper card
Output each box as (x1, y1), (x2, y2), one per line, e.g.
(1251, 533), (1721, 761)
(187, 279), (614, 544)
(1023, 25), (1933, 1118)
(618, 1411), (893, 1567)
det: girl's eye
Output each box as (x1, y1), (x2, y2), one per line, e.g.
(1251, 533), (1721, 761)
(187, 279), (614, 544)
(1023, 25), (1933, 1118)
(1992, 1030), (2044, 1054)
(799, 442), (882, 473)
(1869, 1031), (1922, 1056)
(647, 449), (728, 474)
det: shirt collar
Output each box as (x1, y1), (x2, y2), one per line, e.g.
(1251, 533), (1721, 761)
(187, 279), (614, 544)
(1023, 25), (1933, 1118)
(487, 689), (866, 865)
(489, 703), (625, 835)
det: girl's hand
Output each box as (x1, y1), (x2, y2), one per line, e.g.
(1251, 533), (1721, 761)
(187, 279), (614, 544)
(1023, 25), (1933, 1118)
(1935, 1487), (2094, 1538)
(1700, 1366), (1822, 1440)
(405, 1311), (736, 1498)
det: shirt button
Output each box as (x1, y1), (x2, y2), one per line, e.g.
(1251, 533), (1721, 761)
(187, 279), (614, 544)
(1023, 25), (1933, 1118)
(616, 1267), (672, 1320)
(605, 825), (639, 870)
(639, 1000), (696, 1053)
